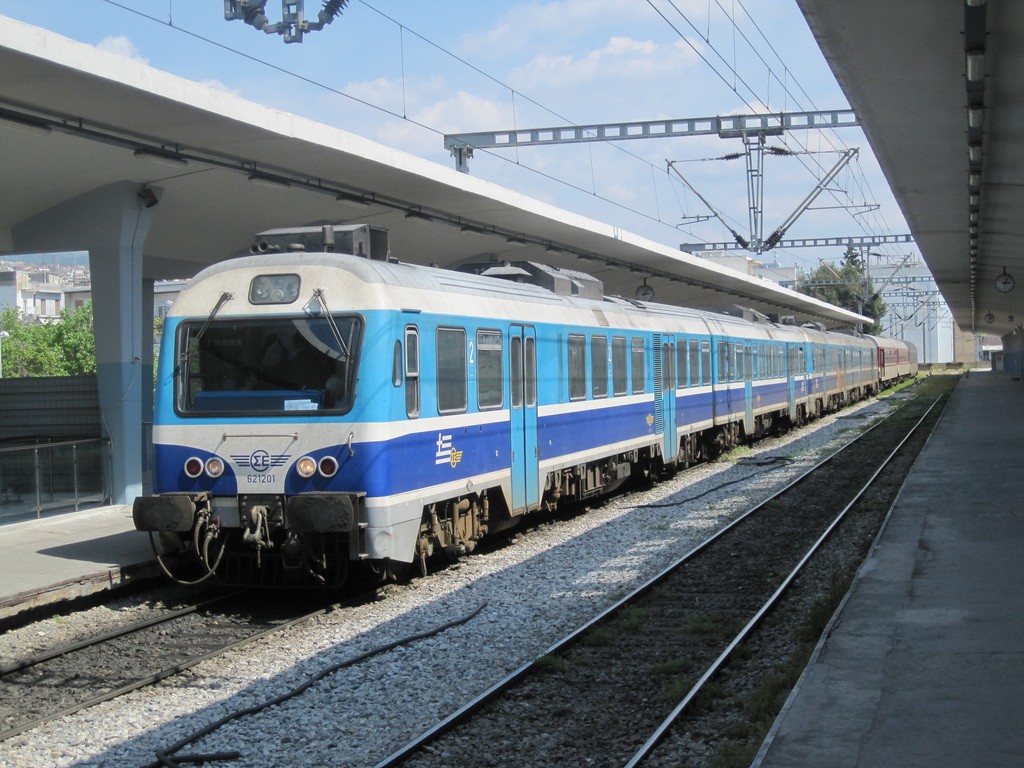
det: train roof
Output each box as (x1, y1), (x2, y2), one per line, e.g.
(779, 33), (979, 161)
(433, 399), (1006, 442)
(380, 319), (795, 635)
(174, 250), (874, 346)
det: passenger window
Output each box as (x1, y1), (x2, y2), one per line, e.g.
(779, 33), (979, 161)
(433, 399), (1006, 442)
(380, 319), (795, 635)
(662, 342), (675, 391)
(524, 336), (537, 407)
(436, 327), (467, 414)
(477, 329), (503, 410)
(404, 326), (420, 418)
(510, 336), (523, 409)
(568, 334), (587, 401)
(592, 335), (608, 398)
(676, 342), (688, 388)
(612, 336), (628, 395)
(631, 337), (645, 394)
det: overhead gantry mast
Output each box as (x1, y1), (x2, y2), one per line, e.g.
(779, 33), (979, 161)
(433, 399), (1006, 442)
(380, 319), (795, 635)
(443, 109), (907, 255)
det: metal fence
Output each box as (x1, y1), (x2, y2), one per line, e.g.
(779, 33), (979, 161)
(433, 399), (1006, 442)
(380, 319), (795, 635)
(0, 438), (112, 522)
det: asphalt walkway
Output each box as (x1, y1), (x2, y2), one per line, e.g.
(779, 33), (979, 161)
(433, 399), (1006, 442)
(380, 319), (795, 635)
(0, 504), (155, 620)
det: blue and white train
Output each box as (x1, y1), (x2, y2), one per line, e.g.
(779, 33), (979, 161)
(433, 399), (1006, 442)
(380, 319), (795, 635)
(133, 224), (917, 587)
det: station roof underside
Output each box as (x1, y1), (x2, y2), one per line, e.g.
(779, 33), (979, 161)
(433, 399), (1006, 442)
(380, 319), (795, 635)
(0, 16), (867, 328)
(797, 0), (1024, 337)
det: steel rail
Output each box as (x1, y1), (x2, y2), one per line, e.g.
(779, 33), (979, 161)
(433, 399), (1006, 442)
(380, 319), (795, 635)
(372, 394), (925, 768)
(624, 394), (945, 766)
(0, 596), (343, 743)
(0, 591), (245, 676)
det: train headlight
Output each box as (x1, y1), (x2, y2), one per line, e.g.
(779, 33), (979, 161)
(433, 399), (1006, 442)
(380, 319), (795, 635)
(296, 456), (317, 478)
(205, 457), (225, 478)
(249, 274), (300, 304)
(184, 457), (204, 479)
(318, 456), (339, 478)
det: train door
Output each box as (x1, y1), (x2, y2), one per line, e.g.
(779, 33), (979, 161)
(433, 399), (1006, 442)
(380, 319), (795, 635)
(509, 325), (539, 513)
(787, 343), (799, 421)
(654, 335), (678, 463)
(743, 342), (754, 436)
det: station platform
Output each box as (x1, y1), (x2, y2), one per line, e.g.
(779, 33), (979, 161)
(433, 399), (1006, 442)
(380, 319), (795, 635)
(0, 504), (157, 622)
(755, 369), (1024, 768)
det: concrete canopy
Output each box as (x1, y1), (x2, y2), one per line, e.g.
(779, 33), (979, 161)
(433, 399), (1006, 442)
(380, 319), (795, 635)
(0, 16), (866, 328)
(797, 0), (1023, 338)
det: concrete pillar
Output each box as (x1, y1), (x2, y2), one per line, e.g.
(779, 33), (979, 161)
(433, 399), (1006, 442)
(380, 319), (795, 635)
(13, 181), (161, 504)
(141, 279), (155, 493)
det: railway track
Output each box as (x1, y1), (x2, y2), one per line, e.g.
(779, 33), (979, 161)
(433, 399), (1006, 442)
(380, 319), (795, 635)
(373, 377), (952, 768)
(0, 590), (338, 742)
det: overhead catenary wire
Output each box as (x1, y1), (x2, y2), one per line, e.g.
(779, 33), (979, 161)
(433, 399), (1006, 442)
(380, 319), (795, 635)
(650, 0), (904, 259)
(100, 0), (900, 263)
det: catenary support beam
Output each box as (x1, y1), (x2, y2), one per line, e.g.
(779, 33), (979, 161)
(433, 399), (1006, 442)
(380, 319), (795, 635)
(444, 109), (859, 172)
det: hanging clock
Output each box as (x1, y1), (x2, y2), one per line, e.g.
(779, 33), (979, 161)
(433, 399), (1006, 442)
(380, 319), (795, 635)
(995, 267), (1015, 293)
(635, 280), (655, 301)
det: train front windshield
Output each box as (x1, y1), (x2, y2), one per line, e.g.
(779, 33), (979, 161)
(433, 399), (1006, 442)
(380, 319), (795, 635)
(175, 315), (362, 415)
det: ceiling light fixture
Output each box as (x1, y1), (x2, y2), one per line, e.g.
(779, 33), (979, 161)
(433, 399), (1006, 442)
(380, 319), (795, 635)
(133, 148), (188, 168)
(0, 114), (52, 136)
(335, 192), (371, 208)
(968, 142), (982, 163)
(247, 173), (291, 190)
(966, 49), (985, 81)
(968, 106), (984, 129)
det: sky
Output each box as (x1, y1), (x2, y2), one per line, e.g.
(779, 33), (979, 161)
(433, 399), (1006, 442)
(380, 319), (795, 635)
(0, 0), (914, 275)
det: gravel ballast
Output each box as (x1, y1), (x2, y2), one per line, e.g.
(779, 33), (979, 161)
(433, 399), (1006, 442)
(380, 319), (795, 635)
(0, 396), (900, 768)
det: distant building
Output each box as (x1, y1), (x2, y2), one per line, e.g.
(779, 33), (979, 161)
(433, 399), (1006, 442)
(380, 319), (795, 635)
(0, 268), (64, 321)
(51, 280), (188, 318)
(696, 251), (800, 286)
(697, 251), (757, 276)
(2, 264), (187, 321)
(753, 262), (799, 285)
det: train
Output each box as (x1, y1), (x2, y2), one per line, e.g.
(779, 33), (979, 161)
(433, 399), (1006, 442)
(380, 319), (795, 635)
(133, 224), (918, 587)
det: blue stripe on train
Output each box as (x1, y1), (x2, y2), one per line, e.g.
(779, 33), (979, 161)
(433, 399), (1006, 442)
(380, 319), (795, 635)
(152, 383), (807, 498)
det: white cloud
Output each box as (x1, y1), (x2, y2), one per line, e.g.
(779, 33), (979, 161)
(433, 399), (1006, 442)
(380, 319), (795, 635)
(372, 90), (513, 160)
(415, 91), (514, 134)
(508, 36), (699, 93)
(459, 0), (651, 58)
(344, 76), (415, 116)
(97, 35), (148, 65)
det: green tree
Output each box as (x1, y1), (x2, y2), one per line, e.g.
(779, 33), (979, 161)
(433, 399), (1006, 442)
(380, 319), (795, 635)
(796, 248), (887, 334)
(0, 304), (96, 377)
(52, 303), (96, 375)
